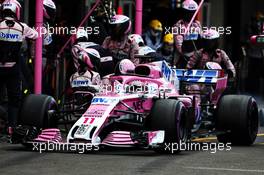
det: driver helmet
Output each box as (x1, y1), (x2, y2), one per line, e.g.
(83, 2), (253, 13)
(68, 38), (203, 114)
(2, 0), (21, 20)
(115, 59), (135, 75)
(149, 19), (163, 37)
(109, 15), (131, 40)
(182, 0), (198, 22)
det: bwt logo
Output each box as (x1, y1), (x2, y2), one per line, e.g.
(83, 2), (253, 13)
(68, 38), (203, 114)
(91, 98), (117, 104)
(3, 4), (12, 7)
(189, 5), (196, 10)
(0, 32), (19, 40)
(72, 80), (90, 86)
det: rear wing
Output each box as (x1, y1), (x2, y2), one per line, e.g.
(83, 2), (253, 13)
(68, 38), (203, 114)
(159, 61), (221, 85)
(175, 69), (219, 84)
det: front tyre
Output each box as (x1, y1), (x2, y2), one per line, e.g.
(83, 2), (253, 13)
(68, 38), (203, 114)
(149, 99), (188, 153)
(19, 94), (57, 129)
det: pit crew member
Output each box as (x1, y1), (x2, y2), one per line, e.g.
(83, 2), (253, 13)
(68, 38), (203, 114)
(0, 0), (38, 133)
(187, 29), (236, 78)
(142, 19), (163, 51)
(72, 28), (114, 77)
(157, 33), (176, 65)
(173, 0), (202, 67)
(102, 15), (140, 65)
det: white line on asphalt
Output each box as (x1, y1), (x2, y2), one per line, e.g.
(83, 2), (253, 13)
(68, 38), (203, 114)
(184, 167), (264, 173)
(192, 133), (264, 142)
(256, 143), (264, 145)
(257, 133), (264, 137)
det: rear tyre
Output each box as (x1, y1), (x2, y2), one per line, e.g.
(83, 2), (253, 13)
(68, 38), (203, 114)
(0, 106), (7, 134)
(19, 94), (57, 129)
(259, 108), (264, 127)
(149, 99), (188, 153)
(216, 95), (259, 145)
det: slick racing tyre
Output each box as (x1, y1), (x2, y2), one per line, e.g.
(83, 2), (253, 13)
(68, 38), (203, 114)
(20, 94), (57, 129)
(0, 106), (7, 133)
(216, 95), (259, 145)
(259, 108), (264, 127)
(149, 99), (188, 153)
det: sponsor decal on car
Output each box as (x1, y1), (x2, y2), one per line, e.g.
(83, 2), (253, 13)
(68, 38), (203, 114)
(91, 97), (117, 104)
(83, 105), (108, 117)
(85, 110), (105, 116)
(133, 100), (145, 110)
(75, 124), (91, 135)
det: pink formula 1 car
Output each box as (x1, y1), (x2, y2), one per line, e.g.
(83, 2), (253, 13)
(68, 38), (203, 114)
(13, 61), (259, 153)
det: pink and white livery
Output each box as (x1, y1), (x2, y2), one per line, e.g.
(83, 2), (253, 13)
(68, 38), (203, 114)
(14, 60), (259, 153)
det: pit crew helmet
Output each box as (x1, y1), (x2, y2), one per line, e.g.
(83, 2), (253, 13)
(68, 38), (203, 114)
(43, 0), (56, 22)
(182, 0), (198, 11)
(201, 29), (220, 51)
(76, 28), (88, 40)
(149, 19), (163, 37)
(79, 48), (101, 71)
(256, 11), (264, 21)
(109, 15), (131, 40)
(137, 46), (155, 56)
(201, 29), (220, 40)
(163, 33), (174, 45)
(2, 0), (21, 20)
(128, 34), (144, 46)
(162, 33), (174, 55)
(182, 0), (198, 22)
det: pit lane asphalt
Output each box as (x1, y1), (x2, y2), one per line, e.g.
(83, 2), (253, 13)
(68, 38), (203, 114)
(1, 94), (264, 175)
(0, 127), (264, 175)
